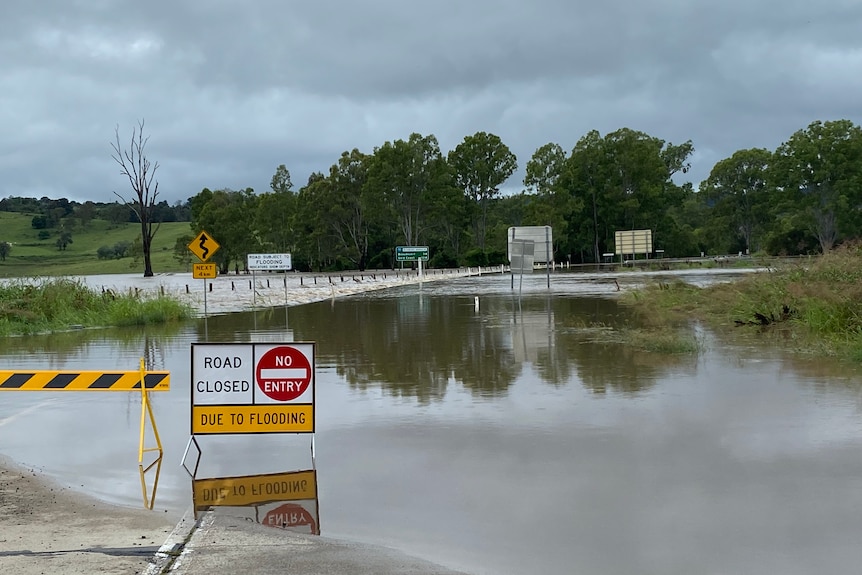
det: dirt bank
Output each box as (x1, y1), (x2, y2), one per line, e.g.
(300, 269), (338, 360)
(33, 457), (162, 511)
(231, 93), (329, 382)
(0, 456), (177, 574)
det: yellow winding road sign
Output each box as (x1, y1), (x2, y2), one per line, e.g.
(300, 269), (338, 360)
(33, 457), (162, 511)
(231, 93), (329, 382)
(189, 230), (220, 262)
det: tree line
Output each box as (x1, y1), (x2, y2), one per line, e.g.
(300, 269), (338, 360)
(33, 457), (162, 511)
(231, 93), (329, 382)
(0, 196), (190, 227)
(4, 118), (861, 273)
(189, 119), (862, 272)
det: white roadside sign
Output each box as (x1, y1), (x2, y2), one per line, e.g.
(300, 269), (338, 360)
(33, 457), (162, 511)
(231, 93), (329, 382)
(248, 253), (292, 271)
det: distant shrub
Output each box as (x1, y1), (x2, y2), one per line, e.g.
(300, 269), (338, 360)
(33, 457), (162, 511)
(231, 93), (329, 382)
(462, 248), (488, 267)
(96, 241), (132, 260)
(112, 241), (131, 258)
(429, 250), (457, 269)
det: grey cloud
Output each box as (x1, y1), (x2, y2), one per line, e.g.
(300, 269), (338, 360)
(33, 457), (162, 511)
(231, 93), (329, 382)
(1, 0), (861, 203)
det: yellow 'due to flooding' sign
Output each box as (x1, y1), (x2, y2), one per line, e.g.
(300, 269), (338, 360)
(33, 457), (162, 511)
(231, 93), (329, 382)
(191, 343), (315, 435)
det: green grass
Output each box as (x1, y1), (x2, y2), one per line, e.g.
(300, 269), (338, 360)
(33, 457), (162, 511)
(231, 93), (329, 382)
(621, 244), (862, 361)
(0, 277), (193, 336)
(586, 322), (702, 354)
(0, 212), (192, 277)
(620, 328), (702, 354)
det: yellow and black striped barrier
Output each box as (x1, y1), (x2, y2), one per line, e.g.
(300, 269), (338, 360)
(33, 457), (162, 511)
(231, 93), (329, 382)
(0, 370), (170, 391)
(0, 360), (168, 510)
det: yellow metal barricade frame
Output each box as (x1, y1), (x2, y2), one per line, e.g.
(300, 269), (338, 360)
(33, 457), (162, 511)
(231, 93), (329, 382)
(0, 359), (169, 509)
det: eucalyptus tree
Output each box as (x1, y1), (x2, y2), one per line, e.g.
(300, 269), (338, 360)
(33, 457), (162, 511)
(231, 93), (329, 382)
(772, 119), (862, 252)
(564, 129), (693, 261)
(326, 149), (374, 269)
(448, 132), (517, 251)
(190, 188), (260, 273)
(366, 133), (449, 247)
(563, 130), (611, 262)
(699, 148), (772, 254)
(424, 171), (467, 265)
(523, 142), (579, 259)
(293, 173), (341, 270)
(256, 164), (297, 253)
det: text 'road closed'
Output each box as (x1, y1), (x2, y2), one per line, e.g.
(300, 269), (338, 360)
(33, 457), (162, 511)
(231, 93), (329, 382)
(192, 404), (314, 434)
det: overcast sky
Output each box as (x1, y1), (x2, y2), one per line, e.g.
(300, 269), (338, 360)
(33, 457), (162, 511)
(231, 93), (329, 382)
(2, 0), (861, 205)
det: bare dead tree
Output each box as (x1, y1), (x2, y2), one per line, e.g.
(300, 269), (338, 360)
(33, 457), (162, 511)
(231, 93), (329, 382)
(111, 120), (160, 277)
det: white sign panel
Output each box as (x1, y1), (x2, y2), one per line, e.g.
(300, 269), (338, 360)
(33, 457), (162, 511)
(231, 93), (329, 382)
(192, 344), (254, 405)
(191, 342), (315, 435)
(614, 229), (653, 256)
(248, 253), (292, 271)
(507, 226), (553, 263)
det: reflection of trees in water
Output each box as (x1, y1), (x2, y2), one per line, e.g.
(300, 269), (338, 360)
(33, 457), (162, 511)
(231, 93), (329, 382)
(3, 293), (708, 400)
(284, 295), (519, 402)
(703, 323), (862, 395)
(506, 296), (697, 394)
(567, 340), (696, 395)
(273, 293), (701, 400)
(0, 323), (186, 369)
(783, 356), (862, 398)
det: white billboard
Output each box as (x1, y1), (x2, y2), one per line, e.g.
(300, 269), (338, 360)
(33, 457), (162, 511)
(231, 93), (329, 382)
(614, 230), (653, 257)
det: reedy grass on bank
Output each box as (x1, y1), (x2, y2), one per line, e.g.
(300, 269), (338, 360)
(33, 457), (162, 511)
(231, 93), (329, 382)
(0, 278), (193, 336)
(621, 245), (862, 360)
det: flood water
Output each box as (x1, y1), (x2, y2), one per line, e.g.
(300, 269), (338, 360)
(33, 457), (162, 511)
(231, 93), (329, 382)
(2, 271), (862, 574)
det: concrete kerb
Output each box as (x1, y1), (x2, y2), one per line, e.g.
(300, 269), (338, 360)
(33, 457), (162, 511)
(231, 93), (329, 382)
(142, 507), (200, 575)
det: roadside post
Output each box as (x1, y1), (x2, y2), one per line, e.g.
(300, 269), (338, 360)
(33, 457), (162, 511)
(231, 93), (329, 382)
(188, 230), (221, 340)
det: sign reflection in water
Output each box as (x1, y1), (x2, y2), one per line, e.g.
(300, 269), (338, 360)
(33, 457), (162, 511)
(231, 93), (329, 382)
(192, 468), (320, 535)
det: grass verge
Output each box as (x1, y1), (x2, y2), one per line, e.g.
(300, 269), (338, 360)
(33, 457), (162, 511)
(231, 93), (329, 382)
(0, 278), (193, 336)
(620, 244), (862, 361)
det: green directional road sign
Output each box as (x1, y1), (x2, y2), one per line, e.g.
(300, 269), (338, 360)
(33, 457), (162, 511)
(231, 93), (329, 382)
(395, 246), (429, 262)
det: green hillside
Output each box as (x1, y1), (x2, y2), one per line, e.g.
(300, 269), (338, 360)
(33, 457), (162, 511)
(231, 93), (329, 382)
(0, 212), (193, 277)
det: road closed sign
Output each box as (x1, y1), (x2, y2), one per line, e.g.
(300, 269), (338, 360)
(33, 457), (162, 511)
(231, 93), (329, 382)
(191, 343), (315, 435)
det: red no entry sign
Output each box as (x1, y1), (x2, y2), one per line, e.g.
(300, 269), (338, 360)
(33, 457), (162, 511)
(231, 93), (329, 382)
(256, 346), (312, 402)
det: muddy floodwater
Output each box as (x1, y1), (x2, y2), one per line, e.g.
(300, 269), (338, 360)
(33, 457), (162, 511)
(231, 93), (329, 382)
(2, 271), (862, 574)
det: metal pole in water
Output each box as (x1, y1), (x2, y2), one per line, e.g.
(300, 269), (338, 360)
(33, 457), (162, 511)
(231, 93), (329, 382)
(546, 226), (551, 290)
(252, 270), (257, 312)
(203, 277), (208, 341)
(510, 228), (516, 290)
